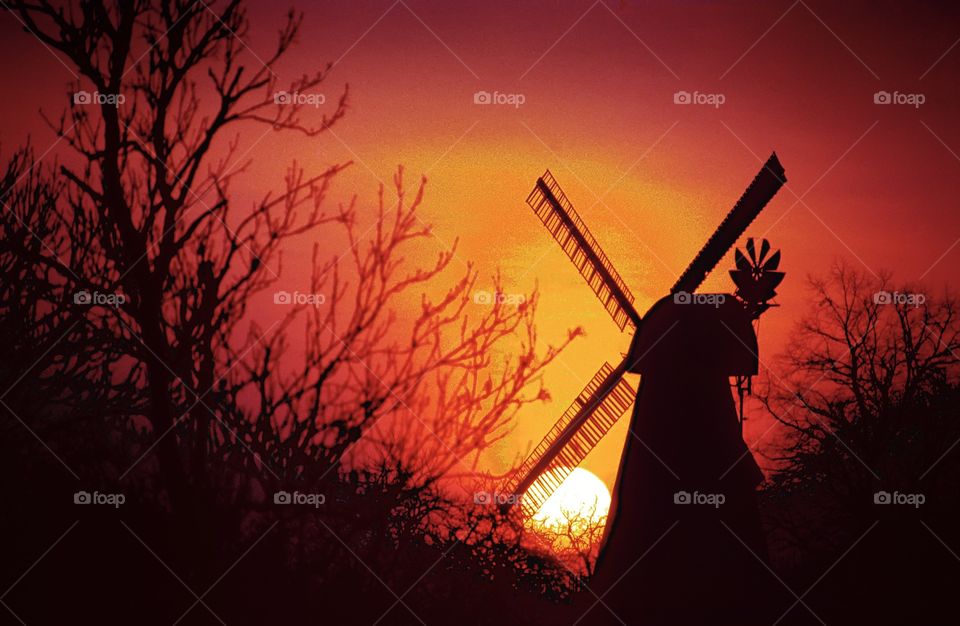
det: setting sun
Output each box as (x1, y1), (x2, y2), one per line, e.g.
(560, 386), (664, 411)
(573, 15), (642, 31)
(530, 468), (612, 530)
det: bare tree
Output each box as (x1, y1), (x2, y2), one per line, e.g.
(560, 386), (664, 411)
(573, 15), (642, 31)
(235, 171), (575, 492)
(5, 0), (576, 535)
(0, 146), (145, 468)
(5, 0), (350, 513)
(1, 3), (588, 620)
(760, 261), (960, 555)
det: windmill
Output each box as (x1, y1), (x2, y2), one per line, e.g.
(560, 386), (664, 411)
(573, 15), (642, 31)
(501, 153), (787, 517)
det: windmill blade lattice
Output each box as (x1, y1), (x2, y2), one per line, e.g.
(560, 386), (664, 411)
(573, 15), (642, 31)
(671, 153), (786, 296)
(527, 171), (641, 331)
(501, 361), (635, 516)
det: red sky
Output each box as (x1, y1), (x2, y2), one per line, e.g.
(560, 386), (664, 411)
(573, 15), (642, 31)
(2, 0), (959, 490)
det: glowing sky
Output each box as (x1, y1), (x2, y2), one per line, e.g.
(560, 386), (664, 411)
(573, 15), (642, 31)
(3, 0), (959, 491)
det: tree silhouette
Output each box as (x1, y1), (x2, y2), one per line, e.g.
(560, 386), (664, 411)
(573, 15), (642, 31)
(0, 2), (580, 621)
(760, 262), (960, 624)
(528, 500), (607, 577)
(0, 145), (139, 482)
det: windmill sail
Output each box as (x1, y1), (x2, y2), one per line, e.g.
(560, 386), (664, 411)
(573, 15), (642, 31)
(502, 360), (636, 516)
(671, 152), (786, 295)
(527, 171), (642, 331)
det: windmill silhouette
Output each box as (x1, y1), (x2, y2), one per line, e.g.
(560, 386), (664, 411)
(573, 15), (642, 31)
(503, 154), (788, 624)
(501, 153), (787, 517)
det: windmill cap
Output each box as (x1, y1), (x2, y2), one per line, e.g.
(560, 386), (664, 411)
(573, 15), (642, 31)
(626, 294), (758, 376)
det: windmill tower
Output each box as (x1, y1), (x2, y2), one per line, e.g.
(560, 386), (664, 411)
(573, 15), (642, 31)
(501, 153), (787, 517)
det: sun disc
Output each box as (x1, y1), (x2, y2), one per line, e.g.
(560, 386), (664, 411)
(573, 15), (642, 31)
(530, 467), (611, 530)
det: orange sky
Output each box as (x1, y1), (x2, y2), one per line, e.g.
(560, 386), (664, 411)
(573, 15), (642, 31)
(3, 0), (959, 491)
